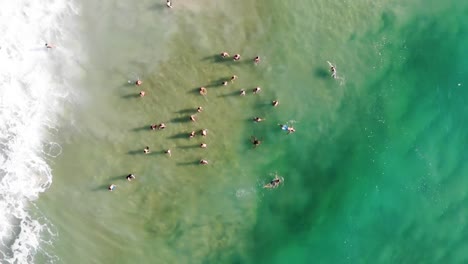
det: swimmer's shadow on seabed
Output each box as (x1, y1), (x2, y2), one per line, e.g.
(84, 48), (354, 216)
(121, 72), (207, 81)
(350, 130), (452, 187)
(176, 108), (198, 114)
(188, 87), (204, 95)
(177, 144), (200, 149)
(109, 174), (130, 181)
(132, 125), (151, 132)
(205, 78), (232, 87)
(127, 149), (165, 156)
(127, 149), (145, 155)
(218, 90), (242, 98)
(245, 117), (266, 123)
(170, 116), (193, 123)
(91, 174), (134, 192)
(176, 160), (202, 166)
(121, 93), (140, 99)
(314, 68), (330, 79)
(92, 184), (112, 192)
(201, 55), (252, 65)
(201, 55), (227, 63)
(149, 3), (169, 10)
(167, 132), (191, 140)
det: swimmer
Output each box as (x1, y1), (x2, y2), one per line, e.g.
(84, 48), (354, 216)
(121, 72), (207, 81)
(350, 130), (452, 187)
(139, 91), (145, 97)
(200, 143), (207, 148)
(327, 61), (337, 79)
(45, 43), (54, 49)
(251, 136), (262, 148)
(190, 115), (196, 122)
(279, 124), (295, 134)
(189, 131), (196, 138)
(126, 174), (136, 181)
(272, 100), (279, 107)
(166, 0), (172, 8)
(200, 159), (209, 165)
(222, 81), (228, 86)
(201, 129), (207, 136)
(279, 124), (289, 131)
(197, 106), (203, 113)
(108, 184), (116, 191)
(144, 146), (150, 154)
(253, 117), (265, 122)
(158, 123), (166, 129)
(287, 127), (296, 134)
(150, 124), (157, 130)
(220, 52), (229, 58)
(233, 54), (241, 61)
(230, 75), (238, 82)
(165, 149), (172, 157)
(263, 175), (282, 189)
(254, 56), (260, 64)
(135, 79), (142, 86)
(253, 87), (261, 94)
(240, 89), (246, 96)
(330, 66), (337, 78)
(199, 87), (207, 95)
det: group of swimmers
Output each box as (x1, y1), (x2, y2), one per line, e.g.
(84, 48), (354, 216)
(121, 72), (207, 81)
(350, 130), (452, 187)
(108, 51), (338, 191)
(109, 51), (278, 191)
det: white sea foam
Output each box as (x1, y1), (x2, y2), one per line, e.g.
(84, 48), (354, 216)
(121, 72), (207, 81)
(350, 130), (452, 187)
(0, 0), (82, 263)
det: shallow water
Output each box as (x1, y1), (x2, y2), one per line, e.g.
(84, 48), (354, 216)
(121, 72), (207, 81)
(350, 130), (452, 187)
(33, 0), (468, 263)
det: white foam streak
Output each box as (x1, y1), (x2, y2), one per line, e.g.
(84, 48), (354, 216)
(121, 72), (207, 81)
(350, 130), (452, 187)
(0, 0), (81, 263)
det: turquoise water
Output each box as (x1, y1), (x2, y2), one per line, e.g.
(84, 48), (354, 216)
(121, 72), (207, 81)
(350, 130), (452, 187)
(35, 0), (468, 263)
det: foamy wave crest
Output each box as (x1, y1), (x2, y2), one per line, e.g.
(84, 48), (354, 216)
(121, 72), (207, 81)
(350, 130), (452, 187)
(0, 0), (82, 262)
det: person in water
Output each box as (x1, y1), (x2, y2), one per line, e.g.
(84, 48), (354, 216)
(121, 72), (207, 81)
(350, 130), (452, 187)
(165, 149), (172, 157)
(230, 75), (238, 82)
(199, 87), (207, 95)
(201, 129), (207, 136)
(327, 61), (337, 79)
(135, 79), (142, 86)
(150, 124), (157, 130)
(330, 66), (337, 79)
(189, 131), (196, 138)
(253, 87), (261, 94)
(158, 123), (166, 129)
(220, 52), (229, 58)
(240, 89), (246, 96)
(139, 91), (145, 97)
(253, 117), (264, 122)
(233, 54), (241, 61)
(166, 0), (172, 8)
(279, 124), (296, 134)
(263, 175), (282, 189)
(200, 143), (207, 148)
(45, 43), (54, 49)
(197, 106), (203, 113)
(251, 136), (262, 148)
(272, 100), (279, 107)
(108, 184), (116, 191)
(254, 56), (260, 64)
(200, 159), (209, 165)
(126, 174), (136, 181)
(190, 115), (196, 122)
(144, 146), (150, 154)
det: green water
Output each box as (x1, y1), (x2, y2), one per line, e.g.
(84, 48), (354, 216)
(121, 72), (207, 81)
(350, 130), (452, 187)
(35, 0), (468, 263)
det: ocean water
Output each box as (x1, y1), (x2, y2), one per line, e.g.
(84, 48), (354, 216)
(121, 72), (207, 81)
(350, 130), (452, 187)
(0, 0), (82, 263)
(1, 0), (467, 263)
